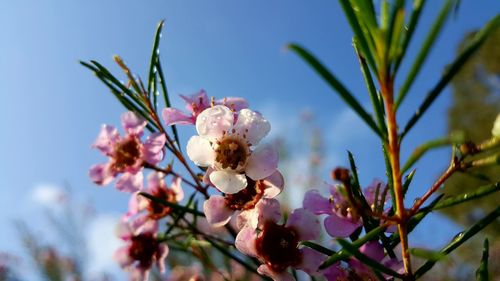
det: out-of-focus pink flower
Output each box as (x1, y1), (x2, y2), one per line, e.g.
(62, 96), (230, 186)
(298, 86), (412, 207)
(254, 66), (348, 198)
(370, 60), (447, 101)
(203, 170), (284, 227)
(347, 241), (403, 280)
(162, 90), (248, 126)
(114, 219), (168, 281)
(235, 199), (323, 280)
(89, 112), (166, 192)
(303, 180), (391, 238)
(166, 265), (204, 281)
(320, 241), (402, 280)
(186, 105), (277, 194)
(125, 172), (183, 223)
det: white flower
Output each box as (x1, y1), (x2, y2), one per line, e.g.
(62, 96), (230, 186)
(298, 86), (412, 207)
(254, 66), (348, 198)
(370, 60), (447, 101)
(186, 105), (278, 194)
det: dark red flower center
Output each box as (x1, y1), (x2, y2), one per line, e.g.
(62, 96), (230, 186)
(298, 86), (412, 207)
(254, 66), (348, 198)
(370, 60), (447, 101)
(224, 177), (265, 210)
(129, 233), (159, 269)
(112, 137), (141, 172)
(215, 136), (248, 170)
(147, 187), (177, 219)
(255, 221), (302, 272)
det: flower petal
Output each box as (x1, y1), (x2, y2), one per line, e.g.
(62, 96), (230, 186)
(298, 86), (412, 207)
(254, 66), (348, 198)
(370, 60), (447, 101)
(92, 125), (120, 154)
(171, 177), (184, 202)
(121, 111), (147, 136)
(234, 109), (270, 146)
(203, 195), (233, 227)
(203, 166), (214, 185)
(209, 171), (247, 194)
(322, 262), (348, 281)
(162, 107), (194, 126)
(115, 221), (133, 240)
(195, 105), (233, 140)
(125, 192), (141, 218)
(89, 163), (115, 185)
(257, 265), (294, 281)
(186, 136), (215, 167)
(360, 241), (384, 262)
(156, 244), (169, 273)
(296, 247), (325, 275)
(252, 198), (281, 228)
(245, 143), (278, 180)
(286, 208), (320, 241)
(216, 97), (248, 111)
(146, 171), (164, 193)
(143, 132), (166, 165)
(116, 172), (144, 192)
(324, 213), (361, 238)
(364, 179), (386, 207)
(113, 247), (133, 268)
(303, 190), (332, 215)
(262, 170), (284, 198)
(181, 90), (210, 114)
(235, 226), (258, 257)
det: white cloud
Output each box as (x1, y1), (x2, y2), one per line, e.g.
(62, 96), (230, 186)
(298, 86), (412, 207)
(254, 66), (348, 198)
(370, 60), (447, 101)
(30, 183), (66, 208)
(86, 214), (124, 277)
(328, 107), (371, 146)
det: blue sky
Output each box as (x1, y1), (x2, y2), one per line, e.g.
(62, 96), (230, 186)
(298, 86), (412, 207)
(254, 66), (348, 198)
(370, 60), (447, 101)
(1, 0), (498, 278)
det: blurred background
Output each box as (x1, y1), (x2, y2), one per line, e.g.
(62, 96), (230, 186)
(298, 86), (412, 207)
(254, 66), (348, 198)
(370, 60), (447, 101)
(0, 1), (499, 280)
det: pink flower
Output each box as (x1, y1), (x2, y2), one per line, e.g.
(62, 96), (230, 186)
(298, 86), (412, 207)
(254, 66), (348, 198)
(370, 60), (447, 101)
(347, 241), (403, 280)
(114, 219), (168, 281)
(203, 170), (284, 227)
(186, 105), (278, 194)
(125, 172), (184, 222)
(235, 199), (323, 280)
(162, 90), (248, 126)
(303, 180), (391, 238)
(320, 241), (402, 280)
(89, 112), (166, 192)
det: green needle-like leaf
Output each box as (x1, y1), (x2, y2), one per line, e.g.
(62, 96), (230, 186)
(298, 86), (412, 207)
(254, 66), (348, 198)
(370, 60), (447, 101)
(401, 14), (500, 138)
(337, 239), (405, 278)
(382, 144), (397, 212)
(156, 57), (182, 151)
(288, 44), (382, 138)
(351, 0), (378, 30)
(402, 132), (465, 173)
(138, 192), (205, 217)
(300, 241), (336, 256)
(476, 239), (489, 281)
(393, 0), (427, 73)
(89, 60), (151, 115)
(430, 182), (500, 211)
(396, 0), (454, 108)
(338, 0), (378, 72)
(410, 247), (446, 261)
(80, 61), (161, 134)
(384, 0), (404, 69)
(402, 169), (416, 196)
(354, 42), (387, 137)
(320, 224), (387, 269)
(164, 191), (198, 237)
(347, 151), (373, 213)
(148, 20), (164, 96)
(415, 206), (500, 278)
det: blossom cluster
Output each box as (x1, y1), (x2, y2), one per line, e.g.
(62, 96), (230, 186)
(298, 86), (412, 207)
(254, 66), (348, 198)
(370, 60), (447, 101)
(89, 90), (403, 280)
